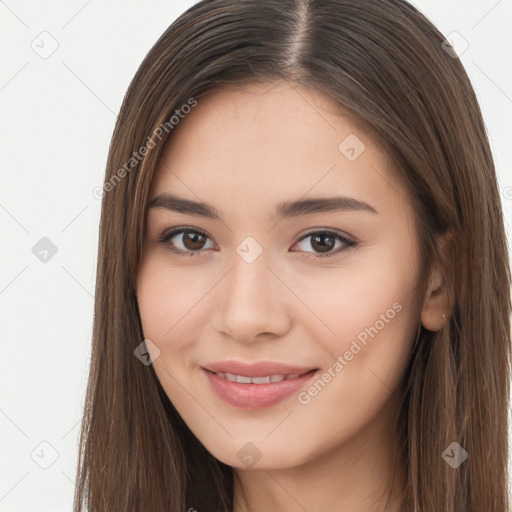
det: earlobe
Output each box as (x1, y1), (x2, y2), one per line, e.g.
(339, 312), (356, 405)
(421, 310), (448, 332)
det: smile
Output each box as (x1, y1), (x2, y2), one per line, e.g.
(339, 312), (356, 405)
(202, 365), (319, 410)
(211, 371), (309, 384)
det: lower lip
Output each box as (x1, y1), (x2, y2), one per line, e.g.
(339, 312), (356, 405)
(203, 369), (318, 410)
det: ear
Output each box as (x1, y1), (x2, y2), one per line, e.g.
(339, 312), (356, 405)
(420, 234), (451, 332)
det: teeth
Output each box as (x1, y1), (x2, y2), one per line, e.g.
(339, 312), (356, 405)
(215, 372), (295, 384)
(251, 376), (271, 384)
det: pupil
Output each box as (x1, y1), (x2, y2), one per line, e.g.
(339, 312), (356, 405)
(184, 231), (205, 250)
(311, 234), (334, 253)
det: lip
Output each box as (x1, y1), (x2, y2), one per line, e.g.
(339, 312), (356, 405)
(203, 360), (316, 378)
(202, 361), (318, 410)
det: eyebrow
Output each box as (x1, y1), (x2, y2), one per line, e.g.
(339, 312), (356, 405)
(148, 192), (378, 220)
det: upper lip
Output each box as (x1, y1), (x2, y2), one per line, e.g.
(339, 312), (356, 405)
(203, 360), (317, 377)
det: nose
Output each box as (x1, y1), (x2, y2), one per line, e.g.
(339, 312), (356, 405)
(215, 250), (292, 344)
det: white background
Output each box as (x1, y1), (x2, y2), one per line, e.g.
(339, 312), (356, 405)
(1, 1), (511, 510)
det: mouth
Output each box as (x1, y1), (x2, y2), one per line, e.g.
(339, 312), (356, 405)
(201, 362), (319, 410)
(205, 369), (313, 384)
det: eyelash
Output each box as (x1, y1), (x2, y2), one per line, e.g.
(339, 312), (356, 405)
(158, 226), (358, 258)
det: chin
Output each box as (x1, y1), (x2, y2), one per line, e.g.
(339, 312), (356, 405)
(201, 436), (317, 471)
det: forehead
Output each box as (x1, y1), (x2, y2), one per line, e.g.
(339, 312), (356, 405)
(149, 81), (410, 219)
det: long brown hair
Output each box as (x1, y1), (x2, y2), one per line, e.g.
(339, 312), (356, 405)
(74, 1), (512, 510)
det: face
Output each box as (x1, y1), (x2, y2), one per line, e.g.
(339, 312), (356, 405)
(136, 81), (428, 470)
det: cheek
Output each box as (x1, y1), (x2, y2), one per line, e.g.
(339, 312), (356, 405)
(136, 257), (207, 357)
(136, 261), (209, 415)
(295, 304), (416, 443)
(288, 244), (419, 350)
(287, 245), (420, 410)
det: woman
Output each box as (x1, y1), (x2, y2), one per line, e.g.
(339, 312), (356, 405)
(74, 1), (512, 510)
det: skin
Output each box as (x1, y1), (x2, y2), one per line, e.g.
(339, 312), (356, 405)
(136, 81), (448, 512)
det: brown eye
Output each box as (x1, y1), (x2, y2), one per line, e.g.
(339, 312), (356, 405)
(160, 228), (215, 256)
(181, 230), (207, 250)
(291, 230), (356, 258)
(309, 233), (336, 253)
